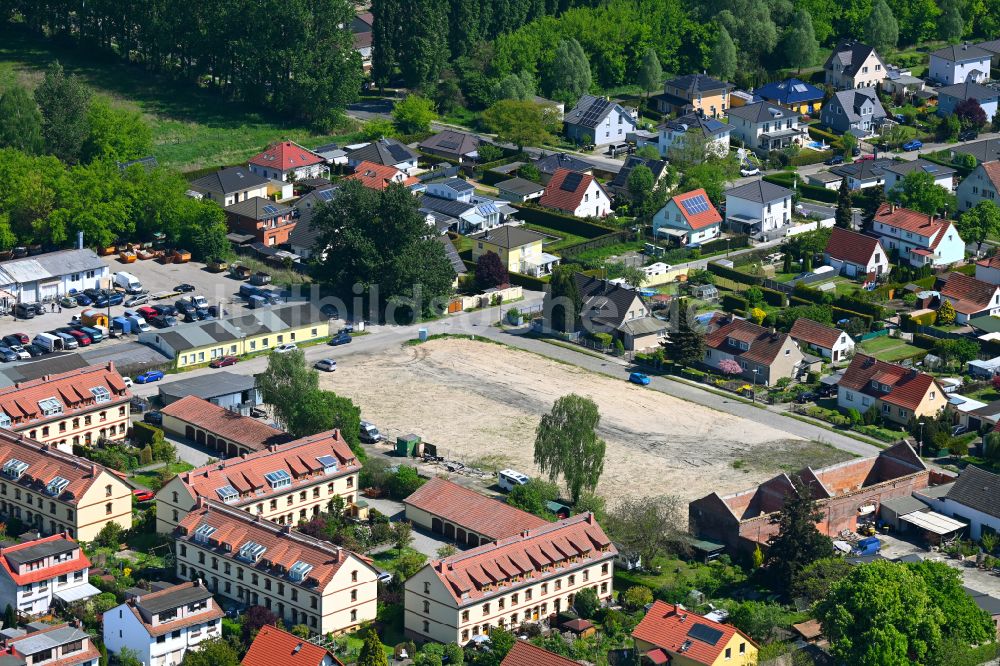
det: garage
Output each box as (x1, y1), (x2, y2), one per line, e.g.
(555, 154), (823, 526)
(38, 278), (59, 301)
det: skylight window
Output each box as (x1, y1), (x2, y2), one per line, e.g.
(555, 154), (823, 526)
(288, 561), (313, 582)
(316, 455), (339, 474)
(216, 485), (239, 503)
(38, 398), (63, 416)
(46, 476), (70, 496)
(237, 541), (267, 562)
(90, 386), (111, 403)
(264, 470), (291, 489)
(0, 413), (10, 429)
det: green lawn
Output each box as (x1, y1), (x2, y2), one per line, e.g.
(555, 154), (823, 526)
(963, 385), (1000, 402)
(131, 461), (195, 490)
(0, 28), (367, 171)
(522, 223), (588, 251)
(859, 335), (925, 362)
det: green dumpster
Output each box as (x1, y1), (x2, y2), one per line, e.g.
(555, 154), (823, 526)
(396, 433), (421, 457)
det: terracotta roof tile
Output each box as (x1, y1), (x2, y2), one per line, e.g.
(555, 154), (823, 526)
(250, 142), (324, 171)
(404, 477), (547, 541)
(824, 227), (884, 267)
(0, 429), (111, 504)
(838, 354), (940, 410)
(704, 318), (793, 366)
(346, 161), (420, 191)
(633, 601), (753, 665)
(500, 641), (580, 666)
(6, 623), (100, 666)
(789, 318), (845, 350)
(0, 534), (89, 586)
(0, 362), (130, 430)
(671, 189), (722, 230)
(940, 272), (1000, 314)
(538, 169), (606, 213)
(242, 625), (344, 666)
(160, 396), (291, 452)
(976, 254), (1000, 270)
(874, 203), (950, 239)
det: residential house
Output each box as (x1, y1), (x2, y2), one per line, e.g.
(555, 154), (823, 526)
(310, 143), (348, 167)
(495, 178), (545, 203)
(632, 601), (757, 666)
(870, 203), (966, 267)
(538, 169), (610, 218)
(418, 130), (480, 163)
(608, 156), (668, 198)
(0, 533), (97, 615)
(652, 189), (723, 245)
(0, 624), (99, 666)
(826, 158), (894, 191)
(158, 372), (260, 416)
(138, 303), (329, 369)
(248, 142), (327, 183)
(469, 226), (558, 277)
(651, 113), (731, 160)
(883, 65), (927, 97)
(175, 499), (379, 635)
(977, 254), (1000, 284)
(242, 625), (344, 666)
(824, 227), (891, 280)
(951, 138), (1000, 165)
(155, 428), (360, 534)
(915, 466), (999, 540)
(937, 80), (1000, 122)
(158, 396), (291, 460)
(403, 477), (546, 547)
(726, 102), (807, 155)
(532, 153), (595, 184)
(403, 513), (616, 644)
(883, 159), (957, 193)
(837, 354), (946, 425)
(938, 272), (1000, 324)
(790, 318), (855, 362)
(652, 74), (732, 117)
(703, 316), (806, 386)
(289, 186), (340, 259)
(419, 193), (505, 235)
(754, 77), (825, 114)
(0, 428), (132, 541)
(976, 38), (1000, 70)
(930, 43), (992, 86)
(689, 441), (931, 553)
(500, 641), (580, 666)
(436, 235), (467, 287)
(224, 197), (295, 247)
(425, 178), (475, 202)
(957, 160), (1000, 212)
(723, 180), (794, 236)
(0, 249), (109, 307)
(104, 581), (223, 666)
(821, 89), (888, 137)
(345, 138), (419, 174)
(0, 362), (131, 453)
(824, 41), (887, 89)
(189, 167), (270, 207)
(965, 588), (1000, 639)
(563, 94), (637, 147)
(351, 12), (372, 73)
(345, 161), (420, 192)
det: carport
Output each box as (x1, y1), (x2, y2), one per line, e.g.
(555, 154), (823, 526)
(899, 510), (967, 545)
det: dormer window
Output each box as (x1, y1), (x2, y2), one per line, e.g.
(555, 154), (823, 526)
(216, 485), (239, 503)
(289, 561), (314, 582)
(46, 476), (70, 496)
(316, 455), (339, 475)
(3, 459), (28, 479)
(193, 524), (216, 544)
(38, 398), (62, 416)
(90, 386), (111, 403)
(0, 413), (10, 429)
(237, 541), (266, 562)
(265, 470), (291, 489)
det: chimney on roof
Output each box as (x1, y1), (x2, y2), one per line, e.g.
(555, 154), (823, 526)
(268, 444), (278, 452)
(929, 213), (935, 223)
(334, 546), (342, 562)
(889, 203), (895, 214)
(89, 464), (97, 478)
(195, 496), (206, 510)
(196, 578), (204, 588)
(281, 524), (291, 534)
(293, 645), (302, 654)
(241, 453), (248, 459)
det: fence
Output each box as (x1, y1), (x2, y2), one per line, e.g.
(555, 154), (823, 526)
(558, 231), (634, 260)
(857, 329), (890, 342)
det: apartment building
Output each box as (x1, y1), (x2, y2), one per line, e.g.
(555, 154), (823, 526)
(0, 623), (100, 666)
(404, 513), (616, 645)
(242, 625), (345, 666)
(0, 533), (98, 615)
(0, 429), (132, 541)
(104, 581), (223, 666)
(870, 203), (966, 268)
(174, 499), (378, 636)
(0, 362), (131, 454)
(155, 430), (361, 534)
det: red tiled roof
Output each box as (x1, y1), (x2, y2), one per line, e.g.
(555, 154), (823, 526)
(0, 428), (113, 505)
(633, 601), (752, 666)
(160, 396), (291, 452)
(671, 189), (722, 230)
(538, 168), (606, 213)
(243, 625), (344, 666)
(704, 318), (794, 366)
(177, 500), (374, 589)
(172, 430), (360, 507)
(0, 362), (130, 429)
(500, 641), (580, 666)
(976, 254), (1000, 270)
(824, 227), (883, 267)
(0, 534), (89, 585)
(939, 272), (1000, 314)
(404, 477), (547, 541)
(838, 354), (940, 410)
(789, 318), (845, 350)
(250, 142), (324, 171)
(982, 161), (1000, 190)
(346, 161), (419, 190)
(427, 513), (615, 605)
(874, 203), (950, 240)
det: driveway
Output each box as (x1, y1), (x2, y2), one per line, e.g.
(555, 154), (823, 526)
(363, 496), (459, 559)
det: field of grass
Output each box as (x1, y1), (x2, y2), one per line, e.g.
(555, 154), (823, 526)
(859, 335), (925, 362)
(0, 29), (368, 171)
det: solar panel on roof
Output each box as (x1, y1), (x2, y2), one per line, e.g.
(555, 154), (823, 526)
(318, 189), (335, 202)
(687, 623), (724, 646)
(262, 204), (279, 215)
(561, 172), (584, 192)
(577, 97), (611, 127)
(922, 165), (938, 173)
(681, 194), (710, 216)
(438, 139), (460, 150)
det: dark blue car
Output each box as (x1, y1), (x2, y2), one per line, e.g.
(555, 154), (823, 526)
(107, 292), (124, 306)
(902, 139), (923, 151)
(328, 332), (352, 346)
(74, 293), (93, 306)
(134, 370), (165, 384)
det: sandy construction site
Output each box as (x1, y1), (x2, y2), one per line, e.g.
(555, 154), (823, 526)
(320, 338), (852, 504)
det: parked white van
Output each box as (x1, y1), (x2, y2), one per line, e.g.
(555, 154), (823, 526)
(114, 271), (143, 294)
(32, 332), (64, 352)
(497, 469), (530, 492)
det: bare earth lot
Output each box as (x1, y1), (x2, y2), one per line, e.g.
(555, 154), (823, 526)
(320, 338), (853, 504)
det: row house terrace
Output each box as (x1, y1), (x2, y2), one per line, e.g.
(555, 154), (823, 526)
(0, 623), (100, 666)
(0, 534), (97, 616)
(155, 430), (360, 534)
(174, 499), (378, 636)
(0, 430), (132, 541)
(403, 513), (616, 645)
(0, 363), (130, 454)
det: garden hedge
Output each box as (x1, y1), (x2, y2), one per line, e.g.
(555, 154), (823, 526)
(912, 333), (938, 349)
(761, 287), (787, 307)
(700, 234), (750, 255)
(512, 205), (616, 239)
(834, 296), (887, 320)
(831, 306), (873, 329)
(722, 293), (749, 312)
(909, 310), (937, 327)
(708, 261), (764, 286)
(789, 296), (813, 307)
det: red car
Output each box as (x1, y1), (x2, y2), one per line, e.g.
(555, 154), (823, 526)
(2, 333), (28, 346)
(136, 305), (159, 320)
(63, 328), (91, 346)
(132, 489), (154, 502)
(209, 355), (239, 368)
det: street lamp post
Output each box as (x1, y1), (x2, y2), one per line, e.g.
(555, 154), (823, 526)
(751, 368), (760, 403)
(918, 420), (925, 458)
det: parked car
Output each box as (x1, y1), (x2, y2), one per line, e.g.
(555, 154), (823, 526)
(74, 326), (104, 343)
(136, 306), (159, 320)
(2, 334), (28, 346)
(273, 343), (298, 354)
(152, 304), (177, 317)
(209, 355), (239, 368)
(149, 314), (177, 328)
(6, 344), (30, 360)
(60, 328), (91, 346)
(175, 300), (196, 317)
(959, 129), (978, 142)
(125, 293), (150, 307)
(902, 139), (923, 151)
(320, 304), (339, 318)
(360, 421), (383, 443)
(795, 390), (818, 404)
(628, 372), (651, 386)
(825, 155), (844, 166)
(13, 303), (35, 319)
(314, 359), (337, 372)
(857, 153), (876, 161)
(83, 288), (102, 301)
(122, 377), (133, 389)
(188, 294), (209, 309)
(174, 283), (195, 293)
(74, 293), (93, 306)
(59, 296), (77, 308)
(851, 145), (861, 156)
(0, 347), (18, 363)
(328, 332), (352, 346)
(739, 165), (760, 177)
(107, 291), (124, 306)
(819, 384), (838, 397)
(132, 489), (155, 502)
(135, 370), (165, 384)
(24, 344), (47, 357)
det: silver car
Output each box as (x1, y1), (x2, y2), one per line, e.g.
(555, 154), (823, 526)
(314, 359), (337, 372)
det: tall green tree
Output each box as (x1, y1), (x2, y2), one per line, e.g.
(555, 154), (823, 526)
(865, 0), (899, 55)
(181, 638), (240, 666)
(958, 200), (1000, 253)
(783, 9), (819, 72)
(0, 85), (43, 155)
(82, 97), (153, 164)
(638, 48), (664, 100)
(710, 26), (738, 81)
(34, 61), (92, 164)
(626, 165), (655, 207)
(606, 495), (686, 566)
(258, 350), (319, 430)
(545, 265), (582, 333)
(887, 171), (956, 216)
(481, 99), (557, 150)
(399, 0), (450, 90)
(287, 389), (364, 458)
(357, 628), (389, 666)
(543, 38), (592, 105)
(534, 394), (606, 503)
(939, 0), (965, 41)
(663, 298), (704, 366)
(835, 177), (852, 228)
(392, 95), (438, 134)
(765, 478), (833, 594)
(494, 71), (535, 101)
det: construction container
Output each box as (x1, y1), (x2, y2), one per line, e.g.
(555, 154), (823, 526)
(396, 433), (421, 457)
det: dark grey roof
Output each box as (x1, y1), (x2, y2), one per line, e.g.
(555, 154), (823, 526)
(878, 495), (929, 516)
(938, 80), (999, 101)
(118, 156), (158, 172)
(965, 587), (1000, 615)
(432, 178), (475, 193)
(659, 112), (730, 137)
(830, 158), (895, 181)
(9, 626), (89, 656)
(4, 539), (77, 566)
(954, 138), (1000, 163)
(419, 194), (475, 218)
(418, 130), (479, 157)
(725, 179), (793, 203)
(931, 43), (992, 62)
(347, 138), (419, 166)
(564, 94), (626, 129)
(0, 353), (89, 388)
(496, 177), (545, 196)
(825, 41), (883, 78)
(610, 156), (668, 190)
(136, 584), (213, 616)
(976, 39), (1000, 54)
(190, 167), (269, 195)
(435, 236), (466, 276)
(727, 101), (797, 124)
(572, 273), (644, 329)
(946, 466), (1000, 519)
(289, 186), (341, 251)
(664, 74), (732, 95)
(533, 152), (595, 176)
(159, 371), (256, 402)
(828, 89), (887, 123)
(882, 158), (956, 178)
(469, 225), (547, 249)
(224, 196), (292, 220)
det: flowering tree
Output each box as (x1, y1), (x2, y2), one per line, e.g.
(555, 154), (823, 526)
(718, 359), (743, 375)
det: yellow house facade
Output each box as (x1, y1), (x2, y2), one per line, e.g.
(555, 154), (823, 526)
(633, 601), (758, 666)
(469, 226), (558, 277)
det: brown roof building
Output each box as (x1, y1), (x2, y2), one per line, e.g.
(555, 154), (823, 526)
(789, 318), (855, 362)
(632, 601), (757, 666)
(159, 395), (291, 458)
(155, 429), (361, 534)
(703, 316), (809, 385)
(403, 477), (547, 546)
(938, 271), (1000, 322)
(823, 227), (889, 282)
(242, 625), (344, 666)
(837, 354), (945, 425)
(500, 641), (580, 666)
